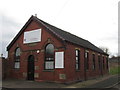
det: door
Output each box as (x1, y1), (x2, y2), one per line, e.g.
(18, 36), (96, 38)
(27, 55), (34, 80)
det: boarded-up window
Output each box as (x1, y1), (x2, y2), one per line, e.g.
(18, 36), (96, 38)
(55, 52), (64, 68)
(23, 29), (42, 44)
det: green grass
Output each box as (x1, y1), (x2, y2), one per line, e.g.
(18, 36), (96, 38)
(109, 66), (120, 75)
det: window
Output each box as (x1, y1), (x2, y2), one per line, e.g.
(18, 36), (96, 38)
(106, 57), (109, 69)
(75, 49), (80, 70)
(45, 44), (54, 70)
(85, 52), (89, 70)
(98, 55), (101, 70)
(14, 47), (21, 69)
(103, 57), (105, 69)
(92, 54), (95, 70)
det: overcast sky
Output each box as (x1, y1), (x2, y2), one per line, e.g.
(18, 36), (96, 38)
(0, 0), (119, 58)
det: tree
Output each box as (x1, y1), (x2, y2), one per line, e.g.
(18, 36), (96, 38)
(99, 46), (110, 54)
(0, 54), (3, 57)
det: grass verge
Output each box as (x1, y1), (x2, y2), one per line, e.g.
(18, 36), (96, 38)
(109, 66), (120, 75)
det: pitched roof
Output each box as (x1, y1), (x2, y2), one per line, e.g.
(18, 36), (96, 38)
(7, 15), (108, 55)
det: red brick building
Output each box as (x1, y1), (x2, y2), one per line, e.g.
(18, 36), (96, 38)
(7, 15), (109, 83)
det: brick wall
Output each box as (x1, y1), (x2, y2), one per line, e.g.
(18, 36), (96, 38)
(0, 57), (10, 79)
(7, 20), (109, 83)
(64, 42), (108, 83)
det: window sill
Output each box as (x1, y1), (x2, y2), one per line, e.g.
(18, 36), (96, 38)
(43, 70), (54, 72)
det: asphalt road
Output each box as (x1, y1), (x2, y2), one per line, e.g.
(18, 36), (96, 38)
(85, 75), (119, 88)
(112, 83), (120, 89)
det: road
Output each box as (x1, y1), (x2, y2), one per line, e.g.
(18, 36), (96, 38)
(85, 75), (119, 88)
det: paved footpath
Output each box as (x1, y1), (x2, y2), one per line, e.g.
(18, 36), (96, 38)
(2, 75), (119, 89)
(2, 79), (66, 88)
(85, 75), (119, 88)
(64, 75), (119, 88)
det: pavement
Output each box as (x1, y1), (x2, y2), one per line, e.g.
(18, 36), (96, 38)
(2, 74), (120, 89)
(2, 79), (66, 88)
(64, 74), (119, 88)
(85, 75), (119, 88)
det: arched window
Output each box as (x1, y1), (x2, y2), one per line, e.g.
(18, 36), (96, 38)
(45, 44), (54, 70)
(14, 47), (21, 69)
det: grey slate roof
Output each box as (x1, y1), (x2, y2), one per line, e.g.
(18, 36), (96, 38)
(7, 16), (108, 55)
(36, 17), (107, 55)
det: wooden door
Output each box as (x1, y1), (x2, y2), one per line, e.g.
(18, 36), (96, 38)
(27, 55), (34, 80)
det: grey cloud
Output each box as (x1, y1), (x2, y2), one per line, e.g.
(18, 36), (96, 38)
(1, 14), (22, 58)
(99, 35), (118, 43)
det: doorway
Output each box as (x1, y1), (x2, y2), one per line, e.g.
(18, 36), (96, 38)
(27, 55), (34, 80)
